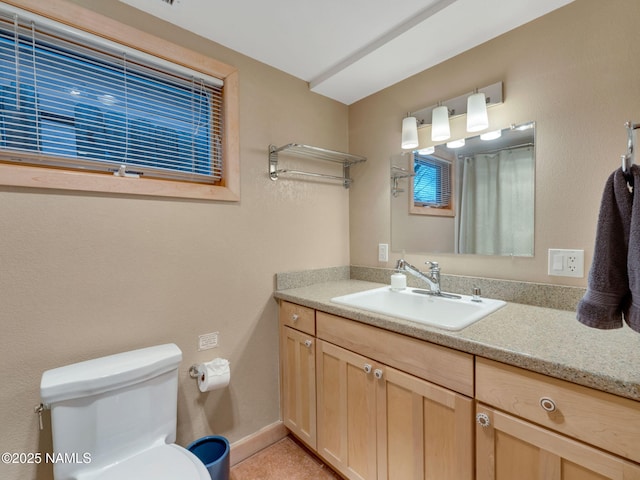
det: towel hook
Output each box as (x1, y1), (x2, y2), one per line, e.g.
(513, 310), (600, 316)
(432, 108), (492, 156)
(623, 121), (640, 172)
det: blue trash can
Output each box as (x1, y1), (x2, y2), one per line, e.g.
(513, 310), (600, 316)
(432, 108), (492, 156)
(187, 435), (230, 480)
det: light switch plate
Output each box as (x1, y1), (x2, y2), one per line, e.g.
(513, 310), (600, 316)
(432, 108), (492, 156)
(378, 243), (389, 262)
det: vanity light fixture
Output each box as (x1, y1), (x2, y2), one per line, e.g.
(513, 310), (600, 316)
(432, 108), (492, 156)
(431, 105), (451, 142)
(466, 91), (489, 132)
(404, 81), (503, 142)
(401, 114), (419, 150)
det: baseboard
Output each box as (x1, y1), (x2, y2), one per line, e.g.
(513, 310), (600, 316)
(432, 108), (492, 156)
(229, 421), (288, 466)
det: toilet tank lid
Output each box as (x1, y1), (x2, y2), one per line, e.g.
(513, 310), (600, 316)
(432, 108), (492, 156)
(41, 343), (182, 405)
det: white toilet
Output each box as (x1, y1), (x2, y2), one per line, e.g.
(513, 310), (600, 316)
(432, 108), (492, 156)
(40, 343), (210, 480)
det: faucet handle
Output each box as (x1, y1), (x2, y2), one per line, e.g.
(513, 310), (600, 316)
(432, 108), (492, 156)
(472, 287), (482, 302)
(425, 260), (439, 270)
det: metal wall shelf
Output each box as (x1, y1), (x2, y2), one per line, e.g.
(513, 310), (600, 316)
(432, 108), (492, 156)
(391, 165), (415, 197)
(269, 143), (366, 188)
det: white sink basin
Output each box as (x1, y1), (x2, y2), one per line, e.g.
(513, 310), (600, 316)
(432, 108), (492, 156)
(331, 287), (506, 331)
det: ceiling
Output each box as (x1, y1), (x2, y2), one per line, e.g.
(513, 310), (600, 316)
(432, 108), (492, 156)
(119, 0), (574, 105)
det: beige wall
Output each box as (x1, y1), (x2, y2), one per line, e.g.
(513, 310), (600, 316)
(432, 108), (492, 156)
(349, 0), (640, 287)
(0, 2), (349, 479)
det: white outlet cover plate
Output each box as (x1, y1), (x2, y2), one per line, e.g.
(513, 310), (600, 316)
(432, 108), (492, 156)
(548, 249), (584, 278)
(378, 243), (389, 262)
(198, 332), (219, 350)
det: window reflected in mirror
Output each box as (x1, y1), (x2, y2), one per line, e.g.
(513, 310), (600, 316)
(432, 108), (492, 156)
(410, 149), (454, 217)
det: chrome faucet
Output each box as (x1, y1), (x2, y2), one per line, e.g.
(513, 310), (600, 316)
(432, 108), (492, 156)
(395, 259), (441, 295)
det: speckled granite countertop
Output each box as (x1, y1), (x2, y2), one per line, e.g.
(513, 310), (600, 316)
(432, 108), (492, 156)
(274, 279), (640, 402)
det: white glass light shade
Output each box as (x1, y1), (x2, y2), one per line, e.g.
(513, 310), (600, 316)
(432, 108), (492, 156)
(480, 129), (502, 141)
(466, 92), (488, 132)
(401, 116), (419, 149)
(417, 146), (435, 155)
(431, 105), (450, 141)
(446, 139), (465, 149)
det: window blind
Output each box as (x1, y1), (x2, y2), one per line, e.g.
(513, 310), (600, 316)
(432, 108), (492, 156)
(413, 154), (451, 208)
(0, 5), (224, 183)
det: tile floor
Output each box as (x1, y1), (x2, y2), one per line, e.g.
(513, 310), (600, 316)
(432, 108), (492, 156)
(230, 436), (342, 480)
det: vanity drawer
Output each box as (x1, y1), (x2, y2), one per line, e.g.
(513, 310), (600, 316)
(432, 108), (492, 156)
(476, 357), (640, 463)
(279, 301), (315, 336)
(317, 311), (474, 396)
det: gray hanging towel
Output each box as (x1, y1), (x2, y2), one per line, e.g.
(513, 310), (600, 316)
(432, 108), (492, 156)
(577, 166), (635, 329)
(624, 165), (640, 332)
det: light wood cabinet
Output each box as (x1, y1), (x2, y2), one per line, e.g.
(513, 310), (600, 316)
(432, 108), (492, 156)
(316, 311), (474, 396)
(475, 405), (640, 480)
(281, 326), (316, 448)
(316, 339), (377, 480)
(377, 360), (473, 480)
(278, 300), (640, 480)
(280, 301), (315, 335)
(279, 302), (316, 449)
(316, 339), (474, 480)
(476, 358), (640, 479)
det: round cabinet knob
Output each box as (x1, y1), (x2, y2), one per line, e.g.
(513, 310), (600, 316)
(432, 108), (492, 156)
(304, 340), (312, 348)
(374, 369), (383, 379)
(539, 397), (557, 413)
(363, 364), (372, 374)
(291, 314), (299, 322)
(476, 413), (491, 428)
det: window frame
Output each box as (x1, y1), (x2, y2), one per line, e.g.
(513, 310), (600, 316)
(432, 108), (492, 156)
(409, 150), (455, 217)
(0, 0), (240, 201)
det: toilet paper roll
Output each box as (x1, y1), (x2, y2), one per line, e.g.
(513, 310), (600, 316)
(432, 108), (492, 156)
(197, 358), (230, 393)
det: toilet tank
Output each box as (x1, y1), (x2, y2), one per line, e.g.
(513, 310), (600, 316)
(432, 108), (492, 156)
(40, 344), (183, 479)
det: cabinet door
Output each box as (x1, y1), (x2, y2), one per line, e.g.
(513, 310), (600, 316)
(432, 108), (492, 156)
(316, 340), (377, 480)
(377, 365), (473, 480)
(476, 404), (640, 480)
(281, 326), (316, 449)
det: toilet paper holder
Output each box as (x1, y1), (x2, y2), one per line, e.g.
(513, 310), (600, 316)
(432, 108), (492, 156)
(189, 364), (201, 379)
(189, 359), (230, 379)
(189, 358), (231, 392)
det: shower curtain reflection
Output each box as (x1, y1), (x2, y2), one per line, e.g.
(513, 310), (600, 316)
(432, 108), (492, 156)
(458, 146), (534, 255)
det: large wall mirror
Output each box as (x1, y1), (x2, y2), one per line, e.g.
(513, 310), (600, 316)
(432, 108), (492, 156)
(391, 122), (535, 256)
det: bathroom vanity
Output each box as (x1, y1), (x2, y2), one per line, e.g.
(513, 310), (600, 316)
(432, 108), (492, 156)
(275, 278), (640, 480)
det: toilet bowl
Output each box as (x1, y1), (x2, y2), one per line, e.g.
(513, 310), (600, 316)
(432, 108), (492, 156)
(40, 344), (210, 480)
(83, 444), (208, 480)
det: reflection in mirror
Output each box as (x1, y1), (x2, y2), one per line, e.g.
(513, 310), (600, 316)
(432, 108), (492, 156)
(410, 148), (455, 217)
(391, 122), (535, 256)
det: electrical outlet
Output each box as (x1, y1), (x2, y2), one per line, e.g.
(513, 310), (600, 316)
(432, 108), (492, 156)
(548, 249), (584, 278)
(378, 243), (389, 262)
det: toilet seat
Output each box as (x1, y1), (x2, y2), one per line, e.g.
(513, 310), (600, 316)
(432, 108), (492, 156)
(81, 444), (210, 480)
